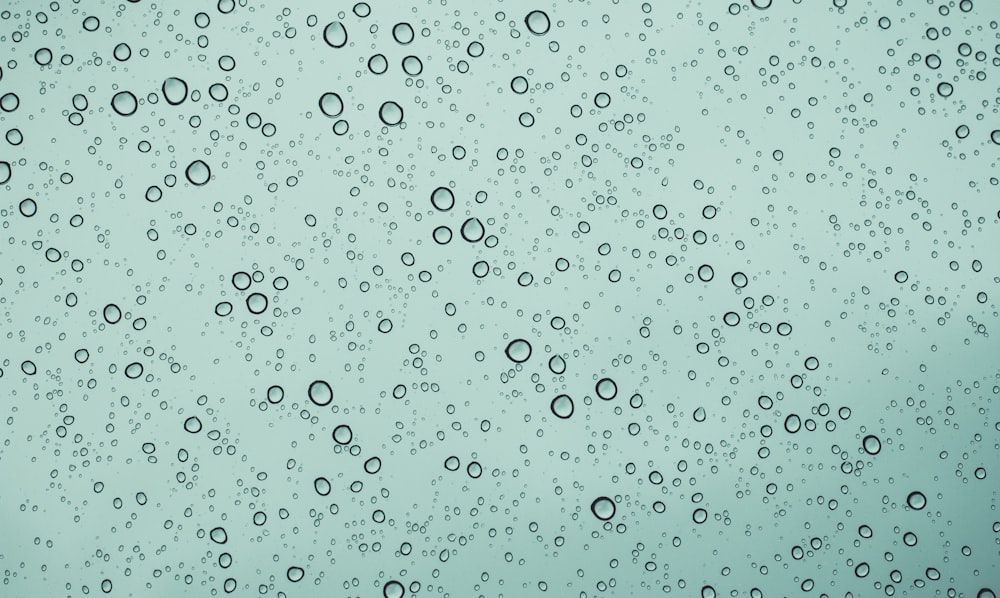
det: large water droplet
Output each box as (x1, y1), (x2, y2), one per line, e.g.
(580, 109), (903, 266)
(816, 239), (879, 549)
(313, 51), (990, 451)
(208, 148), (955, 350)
(591, 496), (616, 520)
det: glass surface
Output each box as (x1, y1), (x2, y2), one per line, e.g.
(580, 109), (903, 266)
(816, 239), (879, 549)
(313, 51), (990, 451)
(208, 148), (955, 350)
(1, 1), (998, 596)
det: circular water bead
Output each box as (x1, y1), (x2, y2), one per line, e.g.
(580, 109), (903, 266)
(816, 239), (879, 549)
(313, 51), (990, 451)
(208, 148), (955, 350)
(246, 292), (268, 314)
(402, 55), (423, 76)
(332, 424), (353, 445)
(287, 567), (305, 583)
(591, 496), (616, 520)
(162, 77), (188, 105)
(232, 271), (251, 290)
(432, 225), (452, 245)
(460, 218), (485, 242)
(323, 21), (348, 48)
(364, 456), (382, 474)
(392, 22), (415, 45)
(697, 264), (714, 282)
(383, 580), (405, 598)
(308, 380), (333, 406)
(550, 395), (574, 419)
(124, 362), (144, 379)
(524, 10), (551, 35)
(111, 91), (138, 116)
(34, 48), (53, 66)
(113, 42), (132, 61)
(510, 76), (528, 94)
(104, 303), (122, 324)
(594, 92), (611, 108)
(368, 53), (388, 74)
(430, 186), (455, 211)
(548, 355), (566, 374)
(379, 101), (403, 126)
(596, 378), (617, 400)
(183, 416), (203, 433)
(208, 83), (229, 101)
(145, 185), (163, 202)
(185, 160), (211, 185)
(906, 491), (926, 510)
(504, 339), (532, 363)
(319, 92), (344, 117)
(862, 434), (881, 455)
(266, 385), (284, 404)
(314, 476), (331, 496)
(353, 3), (371, 18)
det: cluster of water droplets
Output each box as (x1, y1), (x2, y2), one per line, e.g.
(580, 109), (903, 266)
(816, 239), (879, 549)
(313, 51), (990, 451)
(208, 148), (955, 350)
(1, 1), (999, 597)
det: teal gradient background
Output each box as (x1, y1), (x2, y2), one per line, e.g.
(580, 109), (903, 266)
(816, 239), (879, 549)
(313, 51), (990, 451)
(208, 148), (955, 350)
(1, 1), (998, 596)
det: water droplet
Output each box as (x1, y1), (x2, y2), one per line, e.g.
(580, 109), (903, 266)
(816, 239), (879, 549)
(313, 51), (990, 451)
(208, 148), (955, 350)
(551, 395), (574, 419)
(266, 385), (284, 404)
(332, 424), (353, 445)
(504, 339), (532, 363)
(524, 10), (551, 35)
(319, 93), (345, 118)
(379, 101), (403, 126)
(111, 91), (138, 116)
(596, 378), (618, 400)
(862, 434), (882, 455)
(392, 22), (415, 45)
(162, 77), (189, 105)
(368, 54), (389, 75)
(364, 456), (382, 474)
(906, 491), (926, 510)
(548, 355), (566, 374)
(430, 187), (455, 211)
(460, 218), (485, 242)
(591, 496), (616, 520)
(246, 292), (268, 314)
(314, 476), (331, 496)
(185, 160), (211, 186)
(308, 380), (333, 406)
(209, 526), (228, 544)
(103, 304), (122, 324)
(323, 22), (348, 48)
(402, 55), (423, 76)
(383, 580), (406, 598)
